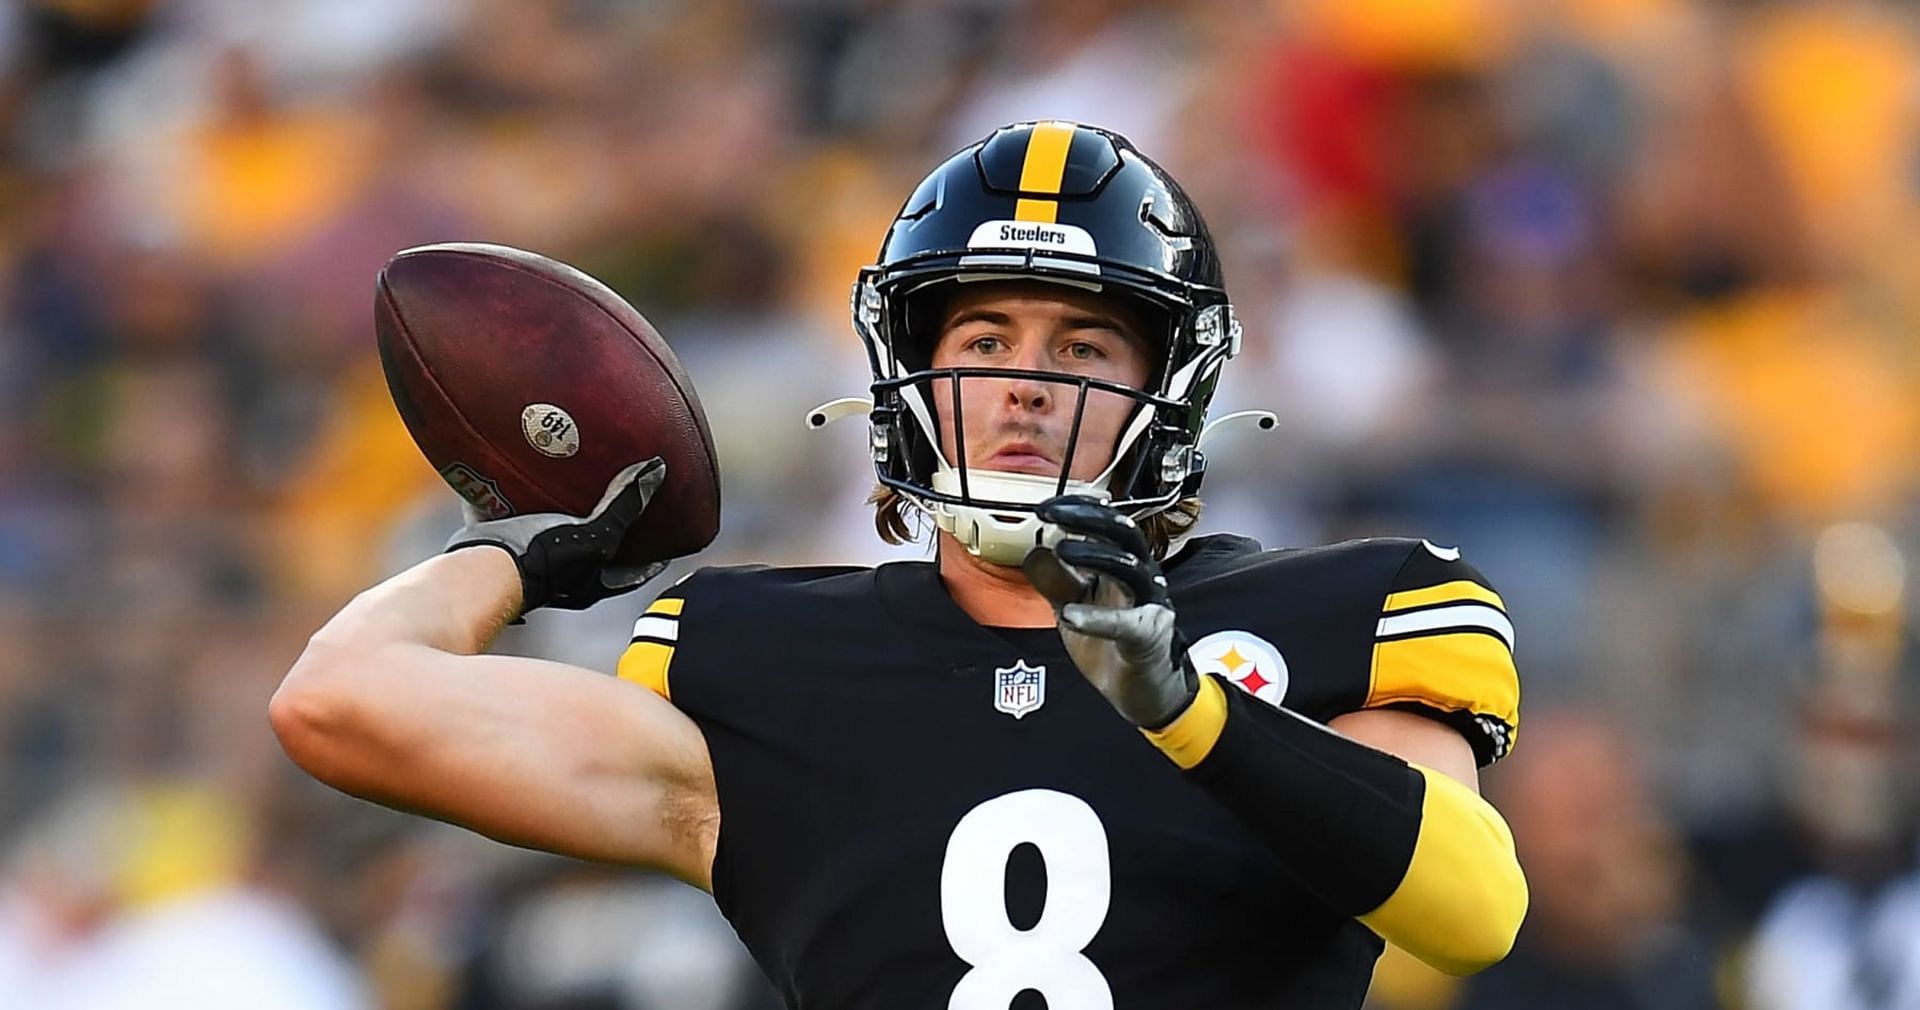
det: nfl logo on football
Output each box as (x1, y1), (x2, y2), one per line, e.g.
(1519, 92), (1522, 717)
(994, 660), (1045, 719)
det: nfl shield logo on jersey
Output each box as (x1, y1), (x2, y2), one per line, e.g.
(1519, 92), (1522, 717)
(993, 660), (1046, 719)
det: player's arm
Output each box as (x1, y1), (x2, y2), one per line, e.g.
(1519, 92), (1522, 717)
(1029, 501), (1525, 976)
(1152, 679), (1522, 975)
(269, 461), (719, 888)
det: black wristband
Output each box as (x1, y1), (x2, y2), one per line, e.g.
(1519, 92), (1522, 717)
(1185, 676), (1426, 916)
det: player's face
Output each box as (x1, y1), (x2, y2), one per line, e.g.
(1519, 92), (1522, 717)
(929, 281), (1154, 483)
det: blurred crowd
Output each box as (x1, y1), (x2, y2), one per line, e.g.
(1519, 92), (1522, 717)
(0, 0), (1917, 1007)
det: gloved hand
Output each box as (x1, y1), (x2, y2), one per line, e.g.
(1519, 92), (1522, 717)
(446, 458), (669, 613)
(1022, 495), (1199, 729)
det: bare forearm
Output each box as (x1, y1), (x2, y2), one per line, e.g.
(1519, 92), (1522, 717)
(315, 546), (524, 656)
(269, 541), (718, 879)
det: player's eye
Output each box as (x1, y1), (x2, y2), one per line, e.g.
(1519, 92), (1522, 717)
(965, 335), (1006, 356)
(1063, 341), (1107, 361)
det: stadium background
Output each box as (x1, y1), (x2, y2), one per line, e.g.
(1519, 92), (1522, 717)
(0, 0), (1916, 1007)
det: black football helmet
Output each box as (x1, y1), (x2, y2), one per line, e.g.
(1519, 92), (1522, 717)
(843, 121), (1244, 563)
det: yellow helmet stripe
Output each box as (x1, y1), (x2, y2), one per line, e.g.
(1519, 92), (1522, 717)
(1013, 121), (1077, 223)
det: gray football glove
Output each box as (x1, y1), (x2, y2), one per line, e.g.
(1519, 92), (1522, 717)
(447, 458), (669, 613)
(1023, 495), (1198, 729)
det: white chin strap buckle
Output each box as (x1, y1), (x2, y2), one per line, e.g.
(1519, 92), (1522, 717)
(930, 468), (1109, 566)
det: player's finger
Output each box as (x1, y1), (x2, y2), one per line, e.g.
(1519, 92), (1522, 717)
(1058, 602), (1131, 639)
(601, 562), (667, 593)
(1060, 601), (1174, 644)
(1054, 539), (1166, 607)
(1036, 495), (1152, 558)
(630, 456), (670, 504)
(1023, 546), (1092, 608)
(595, 457), (668, 523)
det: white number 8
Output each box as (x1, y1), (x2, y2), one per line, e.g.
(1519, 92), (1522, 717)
(941, 789), (1114, 1010)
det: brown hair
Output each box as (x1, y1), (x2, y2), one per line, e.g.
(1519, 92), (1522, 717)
(867, 484), (1204, 560)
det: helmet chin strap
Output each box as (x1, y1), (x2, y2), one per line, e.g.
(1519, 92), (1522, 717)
(928, 468), (1111, 566)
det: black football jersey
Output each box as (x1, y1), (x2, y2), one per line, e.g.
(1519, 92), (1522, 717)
(616, 534), (1520, 1010)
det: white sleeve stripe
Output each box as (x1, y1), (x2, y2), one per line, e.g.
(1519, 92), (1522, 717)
(1376, 604), (1514, 650)
(630, 615), (679, 643)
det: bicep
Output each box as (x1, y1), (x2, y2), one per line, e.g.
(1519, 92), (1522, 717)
(1329, 707), (1479, 792)
(275, 642), (717, 887)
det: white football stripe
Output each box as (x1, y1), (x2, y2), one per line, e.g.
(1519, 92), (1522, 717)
(1377, 604), (1514, 650)
(630, 615), (679, 642)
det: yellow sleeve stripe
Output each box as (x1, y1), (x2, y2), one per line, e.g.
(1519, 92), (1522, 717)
(616, 641), (675, 700)
(1359, 766), (1528, 975)
(1384, 580), (1506, 615)
(645, 597), (684, 617)
(1141, 675), (1229, 770)
(1368, 633), (1520, 731)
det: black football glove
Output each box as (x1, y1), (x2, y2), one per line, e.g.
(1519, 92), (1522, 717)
(1022, 495), (1199, 730)
(446, 458), (668, 614)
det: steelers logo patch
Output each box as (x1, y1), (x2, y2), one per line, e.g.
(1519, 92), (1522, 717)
(1187, 630), (1289, 706)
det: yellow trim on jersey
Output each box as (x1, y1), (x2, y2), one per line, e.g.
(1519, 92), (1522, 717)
(617, 641), (675, 700)
(1013, 122), (1076, 223)
(1359, 765), (1527, 975)
(1142, 675), (1228, 770)
(1368, 633), (1520, 735)
(1384, 580), (1506, 615)
(646, 596), (684, 617)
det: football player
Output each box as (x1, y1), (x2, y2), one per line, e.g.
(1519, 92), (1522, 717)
(272, 121), (1526, 1010)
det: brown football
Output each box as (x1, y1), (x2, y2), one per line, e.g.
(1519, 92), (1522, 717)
(374, 242), (720, 565)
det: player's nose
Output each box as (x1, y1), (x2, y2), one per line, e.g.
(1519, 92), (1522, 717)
(1004, 376), (1051, 413)
(1002, 342), (1054, 412)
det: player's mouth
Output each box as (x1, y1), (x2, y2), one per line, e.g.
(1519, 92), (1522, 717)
(984, 440), (1059, 476)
